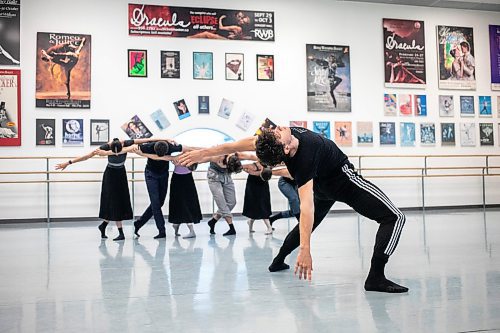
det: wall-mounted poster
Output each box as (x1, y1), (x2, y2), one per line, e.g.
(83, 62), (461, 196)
(255, 118), (276, 135)
(479, 96), (492, 117)
(460, 96), (474, 117)
(0, 0), (20, 65)
(437, 25), (475, 90)
(357, 121), (373, 146)
(290, 120), (307, 128)
(313, 121), (331, 140)
(306, 44), (351, 112)
(256, 54), (274, 81)
(225, 53), (244, 80)
(420, 123), (436, 145)
(174, 99), (191, 120)
(439, 95), (454, 117)
(62, 119), (83, 146)
(90, 119), (109, 146)
(160, 51), (180, 79)
(334, 121), (352, 146)
(0, 69), (20, 146)
(379, 122), (396, 145)
(121, 115), (153, 139)
(198, 96), (209, 114)
(128, 4), (275, 42)
(383, 18), (425, 88)
(479, 123), (494, 146)
(398, 94), (413, 116)
(193, 52), (213, 80)
(460, 123), (476, 147)
(489, 25), (500, 91)
(414, 95), (427, 116)
(400, 122), (416, 147)
(498, 96), (500, 117)
(36, 32), (91, 108)
(128, 49), (147, 77)
(441, 123), (455, 146)
(236, 111), (255, 131)
(36, 119), (55, 146)
(384, 93), (397, 116)
(218, 98), (234, 119)
(150, 109), (170, 130)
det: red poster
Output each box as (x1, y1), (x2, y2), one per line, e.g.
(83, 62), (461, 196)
(0, 69), (21, 146)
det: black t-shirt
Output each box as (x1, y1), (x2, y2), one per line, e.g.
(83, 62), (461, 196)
(140, 142), (183, 174)
(100, 140), (134, 165)
(284, 127), (348, 189)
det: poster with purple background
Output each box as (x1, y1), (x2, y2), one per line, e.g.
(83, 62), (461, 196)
(490, 25), (500, 91)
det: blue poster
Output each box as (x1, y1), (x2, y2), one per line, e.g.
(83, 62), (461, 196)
(379, 122), (396, 145)
(313, 121), (331, 139)
(400, 122), (416, 146)
(414, 95), (427, 116)
(479, 96), (492, 116)
(460, 96), (474, 116)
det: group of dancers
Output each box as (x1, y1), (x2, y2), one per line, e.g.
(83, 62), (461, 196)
(58, 125), (409, 293)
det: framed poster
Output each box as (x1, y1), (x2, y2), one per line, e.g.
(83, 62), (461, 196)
(198, 96), (210, 114)
(36, 32), (91, 108)
(383, 18), (426, 88)
(121, 115), (153, 139)
(441, 123), (456, 146)
(0, 69), (21, 146)
(236, 111), (255, 131)
(173, 99), (191, 120)
(256, 54), (274, 81)
(150, 109), (170, 130)
(400, 122), (416, 147)
(225, 53), (244, 80)
(489, 25), (500, 91)
(384, 93), (397, 116)
(379, 122), (396, 145)
(160, 51), (180, 79)
(313, 121), (331, 139)
(420, 123), (436, 145)
(439, 95), (454, 117)
(193, 52), (213, 80)
(90, 119), (109, 145)
(414, 95), (427, 116)
(306, 44), (351, 112)
(218, 98), (234, 119)
(398, 94), (413, 116)
(128, 49), (147, 77)
(479, 96), (492, 117)
(460, 96), (474, 117)
(62, 119), (83, 146)
(36, 119), (55, 146)
(334, 121), (352, 146)
(437, 25), (475, 90)
(357, 122), (373, 146)
(0, 0), (20, 66)
(290, 120), (307, 128)
(460, 123), (476, 147)
(479, 123), (494, 146)
(128, 4), (275, 42)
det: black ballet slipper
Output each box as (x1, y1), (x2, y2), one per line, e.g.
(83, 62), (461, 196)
(268, 258), (290, 272)
(364, 278), (409, 293)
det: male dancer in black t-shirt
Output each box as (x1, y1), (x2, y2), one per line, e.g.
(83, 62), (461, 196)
(132, 141), (183, 239)
(179, 126), (408, 293)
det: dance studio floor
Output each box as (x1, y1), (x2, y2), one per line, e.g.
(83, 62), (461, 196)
(0, 209), (499, 333)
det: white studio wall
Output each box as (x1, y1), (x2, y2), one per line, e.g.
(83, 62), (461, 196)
(0, 0), (499, 220)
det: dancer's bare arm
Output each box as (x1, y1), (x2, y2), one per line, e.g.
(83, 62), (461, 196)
(294, 180), (314, 281)
(55, 150), (97, 170)
(179, 136), (256, 166)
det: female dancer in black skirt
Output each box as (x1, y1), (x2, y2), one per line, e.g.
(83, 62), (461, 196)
(242, 159), (273, 234)
(55, 139), (137, 241)
(168, 162), (202, 238)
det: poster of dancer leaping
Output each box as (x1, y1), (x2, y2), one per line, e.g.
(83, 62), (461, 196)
(306, 44), (351, 112)
(0, 69), (21, 146)
(0, 0), (20, 66)
(36, 32), (91, 108)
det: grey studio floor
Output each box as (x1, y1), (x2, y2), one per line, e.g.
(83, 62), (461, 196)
(0, 209), (499, 333)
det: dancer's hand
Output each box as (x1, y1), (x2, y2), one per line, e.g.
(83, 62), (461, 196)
(55, 162), (69, 171)
(294, 248), (313, 281)
(178, 150), (204, 167)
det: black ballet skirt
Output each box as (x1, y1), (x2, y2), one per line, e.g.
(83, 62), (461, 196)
(168, 172), (202, 224)
(242, 174), (271, 219)
(98, 165), (133, 221)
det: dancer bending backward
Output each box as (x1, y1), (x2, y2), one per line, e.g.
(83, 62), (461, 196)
(55, 138), (142, 240)
(179, 126), (408, 293)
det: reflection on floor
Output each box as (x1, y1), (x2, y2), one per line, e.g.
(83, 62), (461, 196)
(0, 209), (499, 332)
